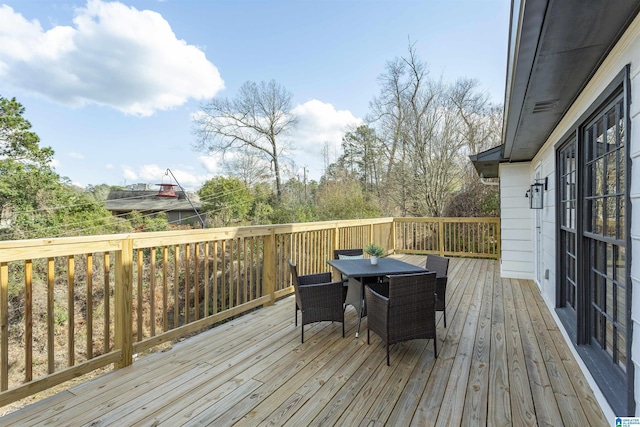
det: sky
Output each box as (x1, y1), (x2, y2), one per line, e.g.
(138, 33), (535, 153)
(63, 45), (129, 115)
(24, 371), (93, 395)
(0, 0), (510, 191)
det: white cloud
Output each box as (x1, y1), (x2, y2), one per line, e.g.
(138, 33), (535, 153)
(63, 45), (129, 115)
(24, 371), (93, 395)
(121, 165), (138, 181)
(290, 99), (362, 179)
(68, 151), (84, 159)
(0, 1), (224, 116)
(198, 154), (223, 175)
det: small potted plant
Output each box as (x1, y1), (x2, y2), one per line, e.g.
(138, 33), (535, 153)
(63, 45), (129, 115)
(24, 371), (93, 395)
(364, 243), (385, 265)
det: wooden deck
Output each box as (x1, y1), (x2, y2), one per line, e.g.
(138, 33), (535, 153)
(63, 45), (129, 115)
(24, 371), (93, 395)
(0, 256), (606, 426)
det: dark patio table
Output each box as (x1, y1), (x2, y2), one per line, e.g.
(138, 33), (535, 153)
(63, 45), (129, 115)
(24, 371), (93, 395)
(327, 257), (428, 337)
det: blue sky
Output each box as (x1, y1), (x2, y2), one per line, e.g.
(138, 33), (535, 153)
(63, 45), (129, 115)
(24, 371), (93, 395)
(0, 0), (510, 190)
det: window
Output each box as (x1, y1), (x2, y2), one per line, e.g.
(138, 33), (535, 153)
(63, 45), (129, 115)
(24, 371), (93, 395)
(556, 67), (632, 415)
(584, 95), (627, 372)
(558, 138), (577, 312)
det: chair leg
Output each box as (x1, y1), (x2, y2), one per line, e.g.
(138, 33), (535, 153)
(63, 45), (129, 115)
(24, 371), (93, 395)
(443, 307), (447, 328)
(295, 305), (298, 326)
(342, 319), (345, 338)
(386, 343), (390, 366)
(367, 328), (370, 344)
(301, 324), (304, 343)
(434, 336), (438, 358)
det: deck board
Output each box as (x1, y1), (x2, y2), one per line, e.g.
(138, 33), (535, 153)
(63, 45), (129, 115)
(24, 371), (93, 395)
(0, 257), (608, 426)
(461, 258), (494, 425)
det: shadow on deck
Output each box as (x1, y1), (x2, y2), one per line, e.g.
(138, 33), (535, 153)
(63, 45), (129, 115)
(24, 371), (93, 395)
(0, 256), (606, 426)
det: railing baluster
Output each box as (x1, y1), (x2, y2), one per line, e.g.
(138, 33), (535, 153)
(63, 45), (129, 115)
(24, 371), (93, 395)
(48, 258), (55, 373)
(67, 256), (74, 367)
(236, 237), (241, 305)
(204, 241), (210, 317)
(249, 237), (254, 301)
(213, 241), (218, 314)
(86, 254), (93, 360)
(221, 240), (227, 311)
(185, 243), (190, 324)
(103, 252), (110, 355)
(1, 261), (8, 391)
(194, 242), (200, 320)
(137, 248), (143, 341)
(162, 246), (168, 331)
(25, 259), (32, 382)
(174, 245), (180, 328)
(150, 247), (156, 337)
(263, 229), (276, 306)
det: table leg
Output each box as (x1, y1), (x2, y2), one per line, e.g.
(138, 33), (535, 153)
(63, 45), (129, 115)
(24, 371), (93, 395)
(345, 277), (364, 337)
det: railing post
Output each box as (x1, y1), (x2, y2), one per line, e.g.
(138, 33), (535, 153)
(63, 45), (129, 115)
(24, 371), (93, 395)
(263, 228), (276, 306)
(496, 219), (501, 260)
(391, 218), (397, 254)
(438, 219), (445, 256)
(369, 224), (374, 245)
(115, 238), (133, 369)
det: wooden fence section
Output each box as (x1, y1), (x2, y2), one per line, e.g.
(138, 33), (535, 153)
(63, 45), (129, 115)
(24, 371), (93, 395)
(394, 217), (500, 259)
(0, 217), (498, 407)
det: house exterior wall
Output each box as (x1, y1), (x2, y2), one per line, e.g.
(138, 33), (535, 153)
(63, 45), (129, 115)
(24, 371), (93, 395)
(498, 163), (534, 279)
(500, 12), (640, 418)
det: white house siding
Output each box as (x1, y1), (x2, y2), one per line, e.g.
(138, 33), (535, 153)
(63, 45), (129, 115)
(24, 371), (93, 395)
(538, 152), (557, 300)
(498, 163), (534, 279)
(506, 13), (640, 418)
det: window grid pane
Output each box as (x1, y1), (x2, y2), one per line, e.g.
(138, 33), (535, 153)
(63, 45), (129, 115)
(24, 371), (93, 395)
(584, 94), (627, 374)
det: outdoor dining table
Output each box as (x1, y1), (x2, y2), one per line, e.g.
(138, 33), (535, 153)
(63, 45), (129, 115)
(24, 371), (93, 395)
(326, 257), (428, 337)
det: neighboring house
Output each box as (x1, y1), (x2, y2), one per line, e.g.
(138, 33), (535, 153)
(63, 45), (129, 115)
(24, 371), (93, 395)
(105, 183), (202, 226)
(471, 1), (640, 418)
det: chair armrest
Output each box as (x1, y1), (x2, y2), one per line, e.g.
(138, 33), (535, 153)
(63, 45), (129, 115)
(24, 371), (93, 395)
(299, 272), (333, 286)
(364, 285), (389, 334)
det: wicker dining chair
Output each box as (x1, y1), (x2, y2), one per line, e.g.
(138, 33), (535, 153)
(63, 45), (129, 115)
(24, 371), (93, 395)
(425, 254), (450, 327)
(365, 272), (438, 366)
(333, 249), (364, 300)
(288, 260), (345, 343)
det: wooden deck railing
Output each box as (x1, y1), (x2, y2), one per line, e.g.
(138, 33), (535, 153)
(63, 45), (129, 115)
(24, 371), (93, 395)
(0, 217), (498, 407)
(394, 217), (501, 259)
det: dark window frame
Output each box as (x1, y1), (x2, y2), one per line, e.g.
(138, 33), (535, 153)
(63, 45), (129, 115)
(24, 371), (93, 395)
(555, 65), (633, 416)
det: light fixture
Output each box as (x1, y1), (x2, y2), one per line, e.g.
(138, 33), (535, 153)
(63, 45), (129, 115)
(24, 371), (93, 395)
(526, 177), (547, 209)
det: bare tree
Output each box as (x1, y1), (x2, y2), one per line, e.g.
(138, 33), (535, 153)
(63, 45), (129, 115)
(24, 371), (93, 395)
(222, 147), (270, 189)
(193, 80), (298, 201)
(368, 57), (411, 215)
(448, 78), (502, 185)
(368, 43), (500, 217)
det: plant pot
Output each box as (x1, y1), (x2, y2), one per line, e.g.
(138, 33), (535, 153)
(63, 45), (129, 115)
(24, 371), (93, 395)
(370, 256), (378, 265)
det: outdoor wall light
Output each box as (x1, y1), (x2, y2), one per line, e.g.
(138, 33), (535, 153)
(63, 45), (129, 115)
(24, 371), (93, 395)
(525, 177), (547, 209)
